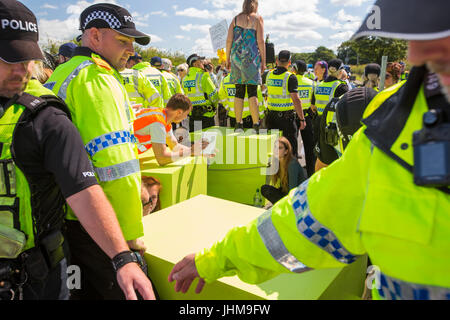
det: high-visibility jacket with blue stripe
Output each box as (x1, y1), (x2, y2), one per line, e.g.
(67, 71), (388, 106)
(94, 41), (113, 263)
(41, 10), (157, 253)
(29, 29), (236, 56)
(162, 70), (183, 97)
(182, 67), (219, 118)
(296, 75), (314, 109)
(314, 79), (345, 115)
(194, 68), (450, 300)
(45, 51), (143, 241)
(120, 68), (163, 110)
(266, 70), (294, 111)
(133, 62), (172, 105)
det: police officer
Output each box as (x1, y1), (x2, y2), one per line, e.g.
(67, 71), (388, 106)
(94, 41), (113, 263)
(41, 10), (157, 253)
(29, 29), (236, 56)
(56, 42), (77, 65)
(183, 54), (219, 132)
(132, 56), (171, 105)
(291, 60), (316, 177)
(45, 3), (157, 300)
(263, 50), (306, 158)
(120, 64), (163, 112)
(0, 0), (154, 300)
(160, 58), (183, 97)
(218, 73), (265, 129)
(169, 0), (450, 300)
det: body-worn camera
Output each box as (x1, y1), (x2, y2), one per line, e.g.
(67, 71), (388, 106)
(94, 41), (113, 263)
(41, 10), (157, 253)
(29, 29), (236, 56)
(413, 109), (450, 188)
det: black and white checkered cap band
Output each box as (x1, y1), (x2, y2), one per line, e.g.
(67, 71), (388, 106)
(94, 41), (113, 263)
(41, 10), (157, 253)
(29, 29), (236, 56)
(83, 10), (122, 30)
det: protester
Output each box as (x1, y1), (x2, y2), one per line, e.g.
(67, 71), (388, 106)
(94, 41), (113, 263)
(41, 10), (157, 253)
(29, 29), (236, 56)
(141, 176), (162, 216)
(261, 137), (306, 205)
(314, 60), (328, 82)
(226, 0), (265, 133)
(363, 63), (381, 91)
(176, 63), (189, 82)
(385, 62), (402, 88)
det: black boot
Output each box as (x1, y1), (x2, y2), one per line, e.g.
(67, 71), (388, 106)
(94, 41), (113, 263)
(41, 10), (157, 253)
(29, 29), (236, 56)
(234, 122), (244, 133)
(252, 122), (260, 135)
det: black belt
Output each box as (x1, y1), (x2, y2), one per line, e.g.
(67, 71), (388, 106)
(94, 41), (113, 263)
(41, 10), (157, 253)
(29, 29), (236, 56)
(269, 109), (296, 119)
(191, 105), (215, 118)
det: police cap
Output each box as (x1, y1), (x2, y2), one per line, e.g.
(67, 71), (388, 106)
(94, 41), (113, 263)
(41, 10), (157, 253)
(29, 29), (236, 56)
(0, 0), (44, 63)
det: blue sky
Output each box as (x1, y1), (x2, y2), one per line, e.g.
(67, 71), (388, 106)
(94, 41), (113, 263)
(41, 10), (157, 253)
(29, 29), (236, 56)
(21, 0), (375, 57)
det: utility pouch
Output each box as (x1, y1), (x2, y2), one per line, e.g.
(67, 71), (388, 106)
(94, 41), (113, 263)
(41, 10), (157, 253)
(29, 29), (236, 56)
(24, 247), (49, 282)
(40, 230), (65, 269)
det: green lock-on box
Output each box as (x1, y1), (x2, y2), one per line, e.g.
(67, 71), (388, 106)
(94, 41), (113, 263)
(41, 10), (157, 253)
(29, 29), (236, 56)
(190, 127), (281, 205)
(143, 195), (368, 300)
(139, 149), (207, 209)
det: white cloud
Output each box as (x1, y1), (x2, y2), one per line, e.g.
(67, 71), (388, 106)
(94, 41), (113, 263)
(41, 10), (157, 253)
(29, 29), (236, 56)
(175, 7), (233, 20)
(180, 24), (211, 34)
(191, 37), (214, 57)
(41, 4), (58, 9)
(149, 34), (163, 43)
(330, 0), (370, 7)
(149, 11), (168, 17)
(329, 30), (354, 40)
(175, 35), (190, 40)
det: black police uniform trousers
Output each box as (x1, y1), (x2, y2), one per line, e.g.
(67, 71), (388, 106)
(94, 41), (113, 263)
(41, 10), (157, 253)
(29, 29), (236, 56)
(189, 116), (215, 132)
(65, 220), (159, 300)
(266, 110), (299, 157)
(297, 110), (316, 177)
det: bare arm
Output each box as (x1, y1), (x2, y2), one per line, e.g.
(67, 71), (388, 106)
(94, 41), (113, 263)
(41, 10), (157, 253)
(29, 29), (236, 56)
(290, 92), (306, 130)
(152, 140), (208, 166)
(67, 185), (155, 300)
(256, 15), (266, 72)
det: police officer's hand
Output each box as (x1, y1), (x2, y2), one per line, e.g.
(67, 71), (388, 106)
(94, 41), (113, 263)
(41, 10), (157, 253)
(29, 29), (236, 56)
(116, 262), (156, 300)
(168, 253), (206, 294)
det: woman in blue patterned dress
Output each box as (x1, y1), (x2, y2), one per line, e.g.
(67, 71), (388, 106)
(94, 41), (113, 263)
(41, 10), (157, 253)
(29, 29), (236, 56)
(226, 0), (266, 133)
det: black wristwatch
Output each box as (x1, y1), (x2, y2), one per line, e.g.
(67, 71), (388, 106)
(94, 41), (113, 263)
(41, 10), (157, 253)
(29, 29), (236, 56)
(112, 251), (143, 272)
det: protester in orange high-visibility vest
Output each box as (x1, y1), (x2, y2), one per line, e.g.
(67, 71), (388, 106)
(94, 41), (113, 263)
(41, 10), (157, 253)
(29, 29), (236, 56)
(134, 93), (210, 166)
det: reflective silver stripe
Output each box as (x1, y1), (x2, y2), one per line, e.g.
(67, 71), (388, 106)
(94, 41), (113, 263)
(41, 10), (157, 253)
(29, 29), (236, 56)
(378, 272), (450, 300)
(128, 92), (142, 98)
(268, 94), (291, 100)
(257, 210), (311, 273)
(195, 73), (203, 92)
(136, 111), (165, 120)
(94, 159), (140, 182)
(315, 99), (330, 106)
(132, 69), (145, 100)
(148, 92), (160, 103)
(292, 181), (360, 265)
(282, 72), (290, 97)
(58, 60), (94, 101)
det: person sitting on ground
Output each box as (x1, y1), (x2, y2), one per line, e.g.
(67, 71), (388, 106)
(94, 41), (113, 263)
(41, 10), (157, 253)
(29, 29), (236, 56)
(362, 63), (381, 91)
(141, 176), (162, 216)
(261, 137), (306, 206)
(134, 93), (210, 165)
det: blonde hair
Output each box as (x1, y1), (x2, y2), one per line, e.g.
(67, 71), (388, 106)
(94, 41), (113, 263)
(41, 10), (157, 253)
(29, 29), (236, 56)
(363, 73), (379, 89)
(328, 66), (339, 77)
(32, 61), (52, 84)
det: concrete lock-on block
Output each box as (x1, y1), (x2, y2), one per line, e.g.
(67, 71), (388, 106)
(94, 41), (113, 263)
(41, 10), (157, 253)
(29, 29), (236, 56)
(139, 149), (207, 209)
(143, 195), (368, 300)
(190, 127), (281, 205)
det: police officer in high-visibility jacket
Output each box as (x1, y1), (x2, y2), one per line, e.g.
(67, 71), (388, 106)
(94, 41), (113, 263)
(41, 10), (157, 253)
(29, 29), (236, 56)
(263, 50), (306, 158)
(218, 73), (265, 128)
(120, 66), (163, 112)
(168, 0), (450, 300)
(45, 3), (158, 300)
(312, 58), (348, 117)
(160, 58), (183, 97)
(182, 54), (219, 132)
(132, 57), (171, 105)
(291, 60), (316, 177)
(0, 0), (154, 300)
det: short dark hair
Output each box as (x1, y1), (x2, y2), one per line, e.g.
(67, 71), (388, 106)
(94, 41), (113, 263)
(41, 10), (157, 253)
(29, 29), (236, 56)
(166, 93), (192, 111)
